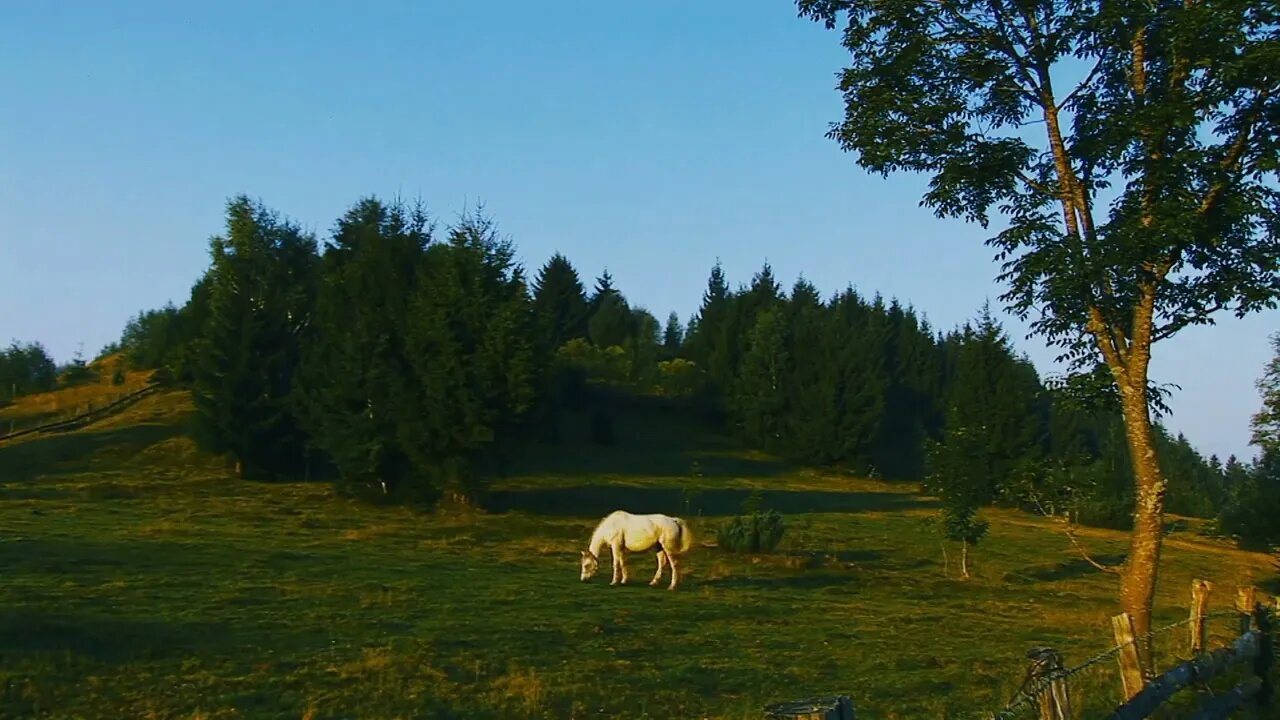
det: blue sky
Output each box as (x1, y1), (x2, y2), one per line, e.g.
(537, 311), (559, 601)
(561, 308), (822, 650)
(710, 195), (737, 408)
(1, 1), (1275, 462)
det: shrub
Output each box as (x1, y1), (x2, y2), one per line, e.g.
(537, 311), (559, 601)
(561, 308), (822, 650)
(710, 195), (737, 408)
(717, 510), (785, 553)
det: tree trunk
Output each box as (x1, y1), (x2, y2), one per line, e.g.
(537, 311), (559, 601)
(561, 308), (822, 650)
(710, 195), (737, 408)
(1118, 376), (1165, 676)
(960, 539), (970, 579)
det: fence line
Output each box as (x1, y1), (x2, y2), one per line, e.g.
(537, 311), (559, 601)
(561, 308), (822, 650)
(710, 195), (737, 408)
(0, 382), (161, 444)
(763, 579), (1277, 719)
(985, 609), (1243, 720)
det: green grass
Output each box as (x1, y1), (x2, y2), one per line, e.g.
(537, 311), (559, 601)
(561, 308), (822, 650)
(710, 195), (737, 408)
(0, 384), (1275, 719)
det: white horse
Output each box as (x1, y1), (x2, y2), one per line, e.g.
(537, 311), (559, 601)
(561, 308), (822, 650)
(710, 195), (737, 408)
(579, 510), (694, 591)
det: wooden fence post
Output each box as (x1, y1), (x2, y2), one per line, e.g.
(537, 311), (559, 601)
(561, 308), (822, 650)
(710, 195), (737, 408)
(1112, 613), (1145, 701)
(1190, 579), (1212, 654)
(1027, 648), (1071, 720)
(1254, 602), (1273, 711)
(1237, 586), (1258, 635)
(763, 695), (854, 720)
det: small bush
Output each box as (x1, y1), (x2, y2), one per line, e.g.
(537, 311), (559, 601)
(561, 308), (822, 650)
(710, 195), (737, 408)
(717, 510), (785, 553)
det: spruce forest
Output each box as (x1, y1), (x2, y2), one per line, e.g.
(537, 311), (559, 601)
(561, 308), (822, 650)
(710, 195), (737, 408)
(58, 193), (1274, 550)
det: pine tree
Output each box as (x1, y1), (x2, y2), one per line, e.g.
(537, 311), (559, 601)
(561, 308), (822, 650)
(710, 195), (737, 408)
(150, 273), (214, 386)
(531, 253), (590, 354)
(925, 307), (1046, 574)
(661, 312), (684, 356)
(727, 260), (783, 430)
(939, 306), (1045, 501)
(1216, 335), (1280, 548)
(736, 306), (790, 449)
(396, 208), (536, 504)
(588, 292), (633, 350)
(293, 197), (432, 499)
(625, 307), (661, 387)
(875, 300), (946, 480)
(779, 278), (839, 463)
(685, 260), (735, 414)
(825, 288), (887, 471)
(587, 269), (617, 316)
(189, 195), (318, 480)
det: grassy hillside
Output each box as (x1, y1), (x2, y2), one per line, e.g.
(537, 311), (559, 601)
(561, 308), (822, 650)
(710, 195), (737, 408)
(0, 379), (1274, 719)
(0, 354), (154, 436)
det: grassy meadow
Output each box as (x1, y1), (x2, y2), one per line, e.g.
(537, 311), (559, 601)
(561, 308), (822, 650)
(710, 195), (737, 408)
(0, 375), (1275, 719)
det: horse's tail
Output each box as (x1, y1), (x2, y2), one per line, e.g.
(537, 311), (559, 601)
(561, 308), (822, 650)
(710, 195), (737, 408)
(674, 517), (694, 554)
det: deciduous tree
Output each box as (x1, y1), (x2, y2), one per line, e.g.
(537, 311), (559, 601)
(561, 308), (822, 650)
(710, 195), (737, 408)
(799, 0), (1280, 666)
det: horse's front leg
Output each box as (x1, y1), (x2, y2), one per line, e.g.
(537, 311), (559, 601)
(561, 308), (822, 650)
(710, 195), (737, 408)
(610, 544), (624, 585)
(649, 551), (667, 586)
(618, 545), (630, 584)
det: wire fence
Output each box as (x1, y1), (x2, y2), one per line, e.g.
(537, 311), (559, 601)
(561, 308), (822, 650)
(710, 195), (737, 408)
(978, 607), (1271, 720)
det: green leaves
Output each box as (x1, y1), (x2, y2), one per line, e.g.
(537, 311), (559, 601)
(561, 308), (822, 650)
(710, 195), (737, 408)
(800, 0), (1280, 383)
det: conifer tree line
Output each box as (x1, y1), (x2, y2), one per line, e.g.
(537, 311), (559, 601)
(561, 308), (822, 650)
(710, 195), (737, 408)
(74, 193), (1272, 543)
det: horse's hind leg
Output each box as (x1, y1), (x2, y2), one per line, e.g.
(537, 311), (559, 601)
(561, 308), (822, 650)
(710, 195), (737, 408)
(667, 553), (680, 591)
(649, 551), (667, 586)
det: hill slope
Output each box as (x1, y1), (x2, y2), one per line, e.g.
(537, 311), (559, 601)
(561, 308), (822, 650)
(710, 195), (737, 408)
(0, 380), (1274, 719)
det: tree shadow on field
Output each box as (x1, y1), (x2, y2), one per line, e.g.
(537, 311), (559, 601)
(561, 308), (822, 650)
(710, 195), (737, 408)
(0, 422), (183, 484)
(515, 433), (791, 480)
(482, 484), (935, 517)
(513, 399), (794, 480)
(0, 537), (183, 577)
(0, 538), (305, 666)
(0, 608), (238, 664)
(701, 573), (861, 591)
(1011, 554), (1129, 583)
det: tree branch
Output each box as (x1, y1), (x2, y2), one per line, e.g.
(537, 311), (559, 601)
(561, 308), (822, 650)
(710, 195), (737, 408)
(1087, 304), (1130, 384)
(934, 0), (1044, 98)
(1029, 494), (1123, 575)
(1197, 87), (1272, 218)
(1015, 169), (1057, 197)
(1152, 299), (1230, 342)
(1057, 57), (1106, 112)
(1064, 522), (1123, 575)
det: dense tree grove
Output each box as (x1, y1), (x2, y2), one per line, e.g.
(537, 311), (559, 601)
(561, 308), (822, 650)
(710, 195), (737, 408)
(99, 193), (1244, 525)
(0, 341), (58, 401)
(1215, 334), (1280, 550)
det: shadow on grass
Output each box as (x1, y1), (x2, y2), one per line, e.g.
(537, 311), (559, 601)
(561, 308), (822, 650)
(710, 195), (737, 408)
(803, 549), (885, 564)
(0, 537), (186, 577)
(0, 609), (236, 664)
(515, 446), (792, 480)
(1009, 554), (1129, 583)
(701, 573), (860, 591)
(483, 485), (935, 517)
(0, 422), (184, 483)
(512, 401), (794, 480)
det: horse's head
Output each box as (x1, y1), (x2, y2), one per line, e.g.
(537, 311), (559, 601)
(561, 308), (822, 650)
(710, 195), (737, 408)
(579, 550), (599, 582)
